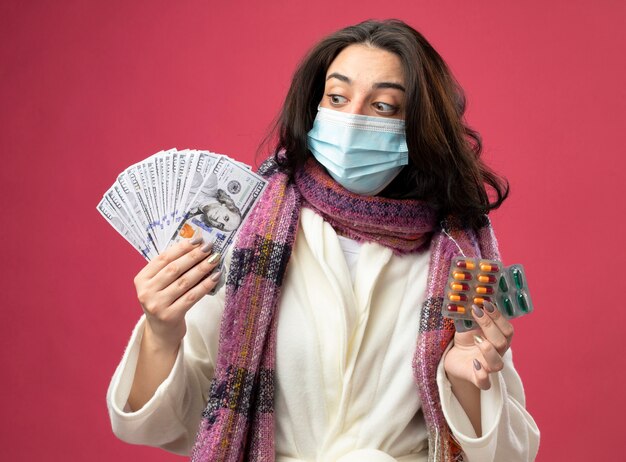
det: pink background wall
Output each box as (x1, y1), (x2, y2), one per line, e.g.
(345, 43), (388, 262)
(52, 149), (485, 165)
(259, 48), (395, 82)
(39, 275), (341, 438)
(2, 1), (624, 460)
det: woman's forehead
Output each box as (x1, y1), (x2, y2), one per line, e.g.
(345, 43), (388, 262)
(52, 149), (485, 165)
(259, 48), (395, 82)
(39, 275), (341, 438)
(325, 44), (405, 86)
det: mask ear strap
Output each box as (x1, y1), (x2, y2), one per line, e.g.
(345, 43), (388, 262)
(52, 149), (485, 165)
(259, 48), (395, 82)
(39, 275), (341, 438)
(440, 219), (466, 257)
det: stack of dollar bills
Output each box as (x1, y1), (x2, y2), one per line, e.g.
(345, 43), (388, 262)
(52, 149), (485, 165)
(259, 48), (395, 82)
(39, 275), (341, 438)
(97, 148), (267, 260)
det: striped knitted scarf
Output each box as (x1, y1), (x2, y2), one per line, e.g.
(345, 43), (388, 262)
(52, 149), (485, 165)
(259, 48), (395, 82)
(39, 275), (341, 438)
(191, 157), (500, 462)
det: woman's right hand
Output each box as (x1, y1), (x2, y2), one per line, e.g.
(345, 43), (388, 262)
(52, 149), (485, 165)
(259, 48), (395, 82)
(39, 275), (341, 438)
(133, 236), (222, 352)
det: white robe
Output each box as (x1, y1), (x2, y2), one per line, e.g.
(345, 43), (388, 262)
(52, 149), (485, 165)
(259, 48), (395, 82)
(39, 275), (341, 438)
(107, 207), (540, 461)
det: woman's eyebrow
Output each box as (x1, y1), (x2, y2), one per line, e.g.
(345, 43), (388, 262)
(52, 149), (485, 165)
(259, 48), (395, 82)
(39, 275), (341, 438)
(326, 72), (351, 83)
(326, 72), (405, 92)
(374, 82), (406, 92)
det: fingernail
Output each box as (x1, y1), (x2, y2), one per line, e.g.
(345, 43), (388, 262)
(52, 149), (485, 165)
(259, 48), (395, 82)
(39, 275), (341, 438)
(484, 301), (496, 313)
(207, 253), (221, 265)
(473, 334), (484, 344)
(210, 271), (222, 282)
(190, 236), (203, 245)
(200, 242), (213, 253)
(472, 304), (484, 318)
(473, 359), (482, 370)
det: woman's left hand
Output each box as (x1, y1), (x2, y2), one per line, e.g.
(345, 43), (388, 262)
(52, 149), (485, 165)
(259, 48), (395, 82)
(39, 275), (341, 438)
(444, 300), (514, 390)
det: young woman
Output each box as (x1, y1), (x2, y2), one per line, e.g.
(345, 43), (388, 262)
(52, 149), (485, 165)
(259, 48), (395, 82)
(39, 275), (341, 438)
(107, 19), (540, 462)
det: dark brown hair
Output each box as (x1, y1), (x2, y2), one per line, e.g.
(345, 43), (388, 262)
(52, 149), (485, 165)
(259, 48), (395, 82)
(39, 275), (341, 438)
(264, 19), (508, 229)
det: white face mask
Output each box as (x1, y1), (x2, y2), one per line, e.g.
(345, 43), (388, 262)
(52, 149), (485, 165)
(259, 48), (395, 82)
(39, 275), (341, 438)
(307, 107), (409, 195)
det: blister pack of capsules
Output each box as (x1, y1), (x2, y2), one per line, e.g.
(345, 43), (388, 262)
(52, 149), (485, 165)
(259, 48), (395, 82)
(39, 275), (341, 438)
(442, 257), (534, 333)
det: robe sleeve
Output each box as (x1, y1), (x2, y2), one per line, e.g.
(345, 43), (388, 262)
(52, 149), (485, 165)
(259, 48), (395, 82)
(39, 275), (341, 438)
(106, 281), (226, 455)
(437, 347), (540, 462)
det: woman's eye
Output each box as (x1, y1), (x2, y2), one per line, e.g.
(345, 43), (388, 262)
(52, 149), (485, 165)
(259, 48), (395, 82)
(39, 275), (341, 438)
(328, 94), (348, 105)
(373, 102), (397, 115)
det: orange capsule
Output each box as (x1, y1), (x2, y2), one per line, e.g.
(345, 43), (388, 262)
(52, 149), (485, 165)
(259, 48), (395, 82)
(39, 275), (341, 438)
(478, 274), (496, 283)
(453, 271), (472, 281)
(450, 282), (470, 291)
(456, 260), (476, 270)
(447, 304), (466, 314)
(449, 293), (468, 302)
(476, 285), (494, 294)
(473, 296), (492, 305)
(479, 262), (500, 272)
